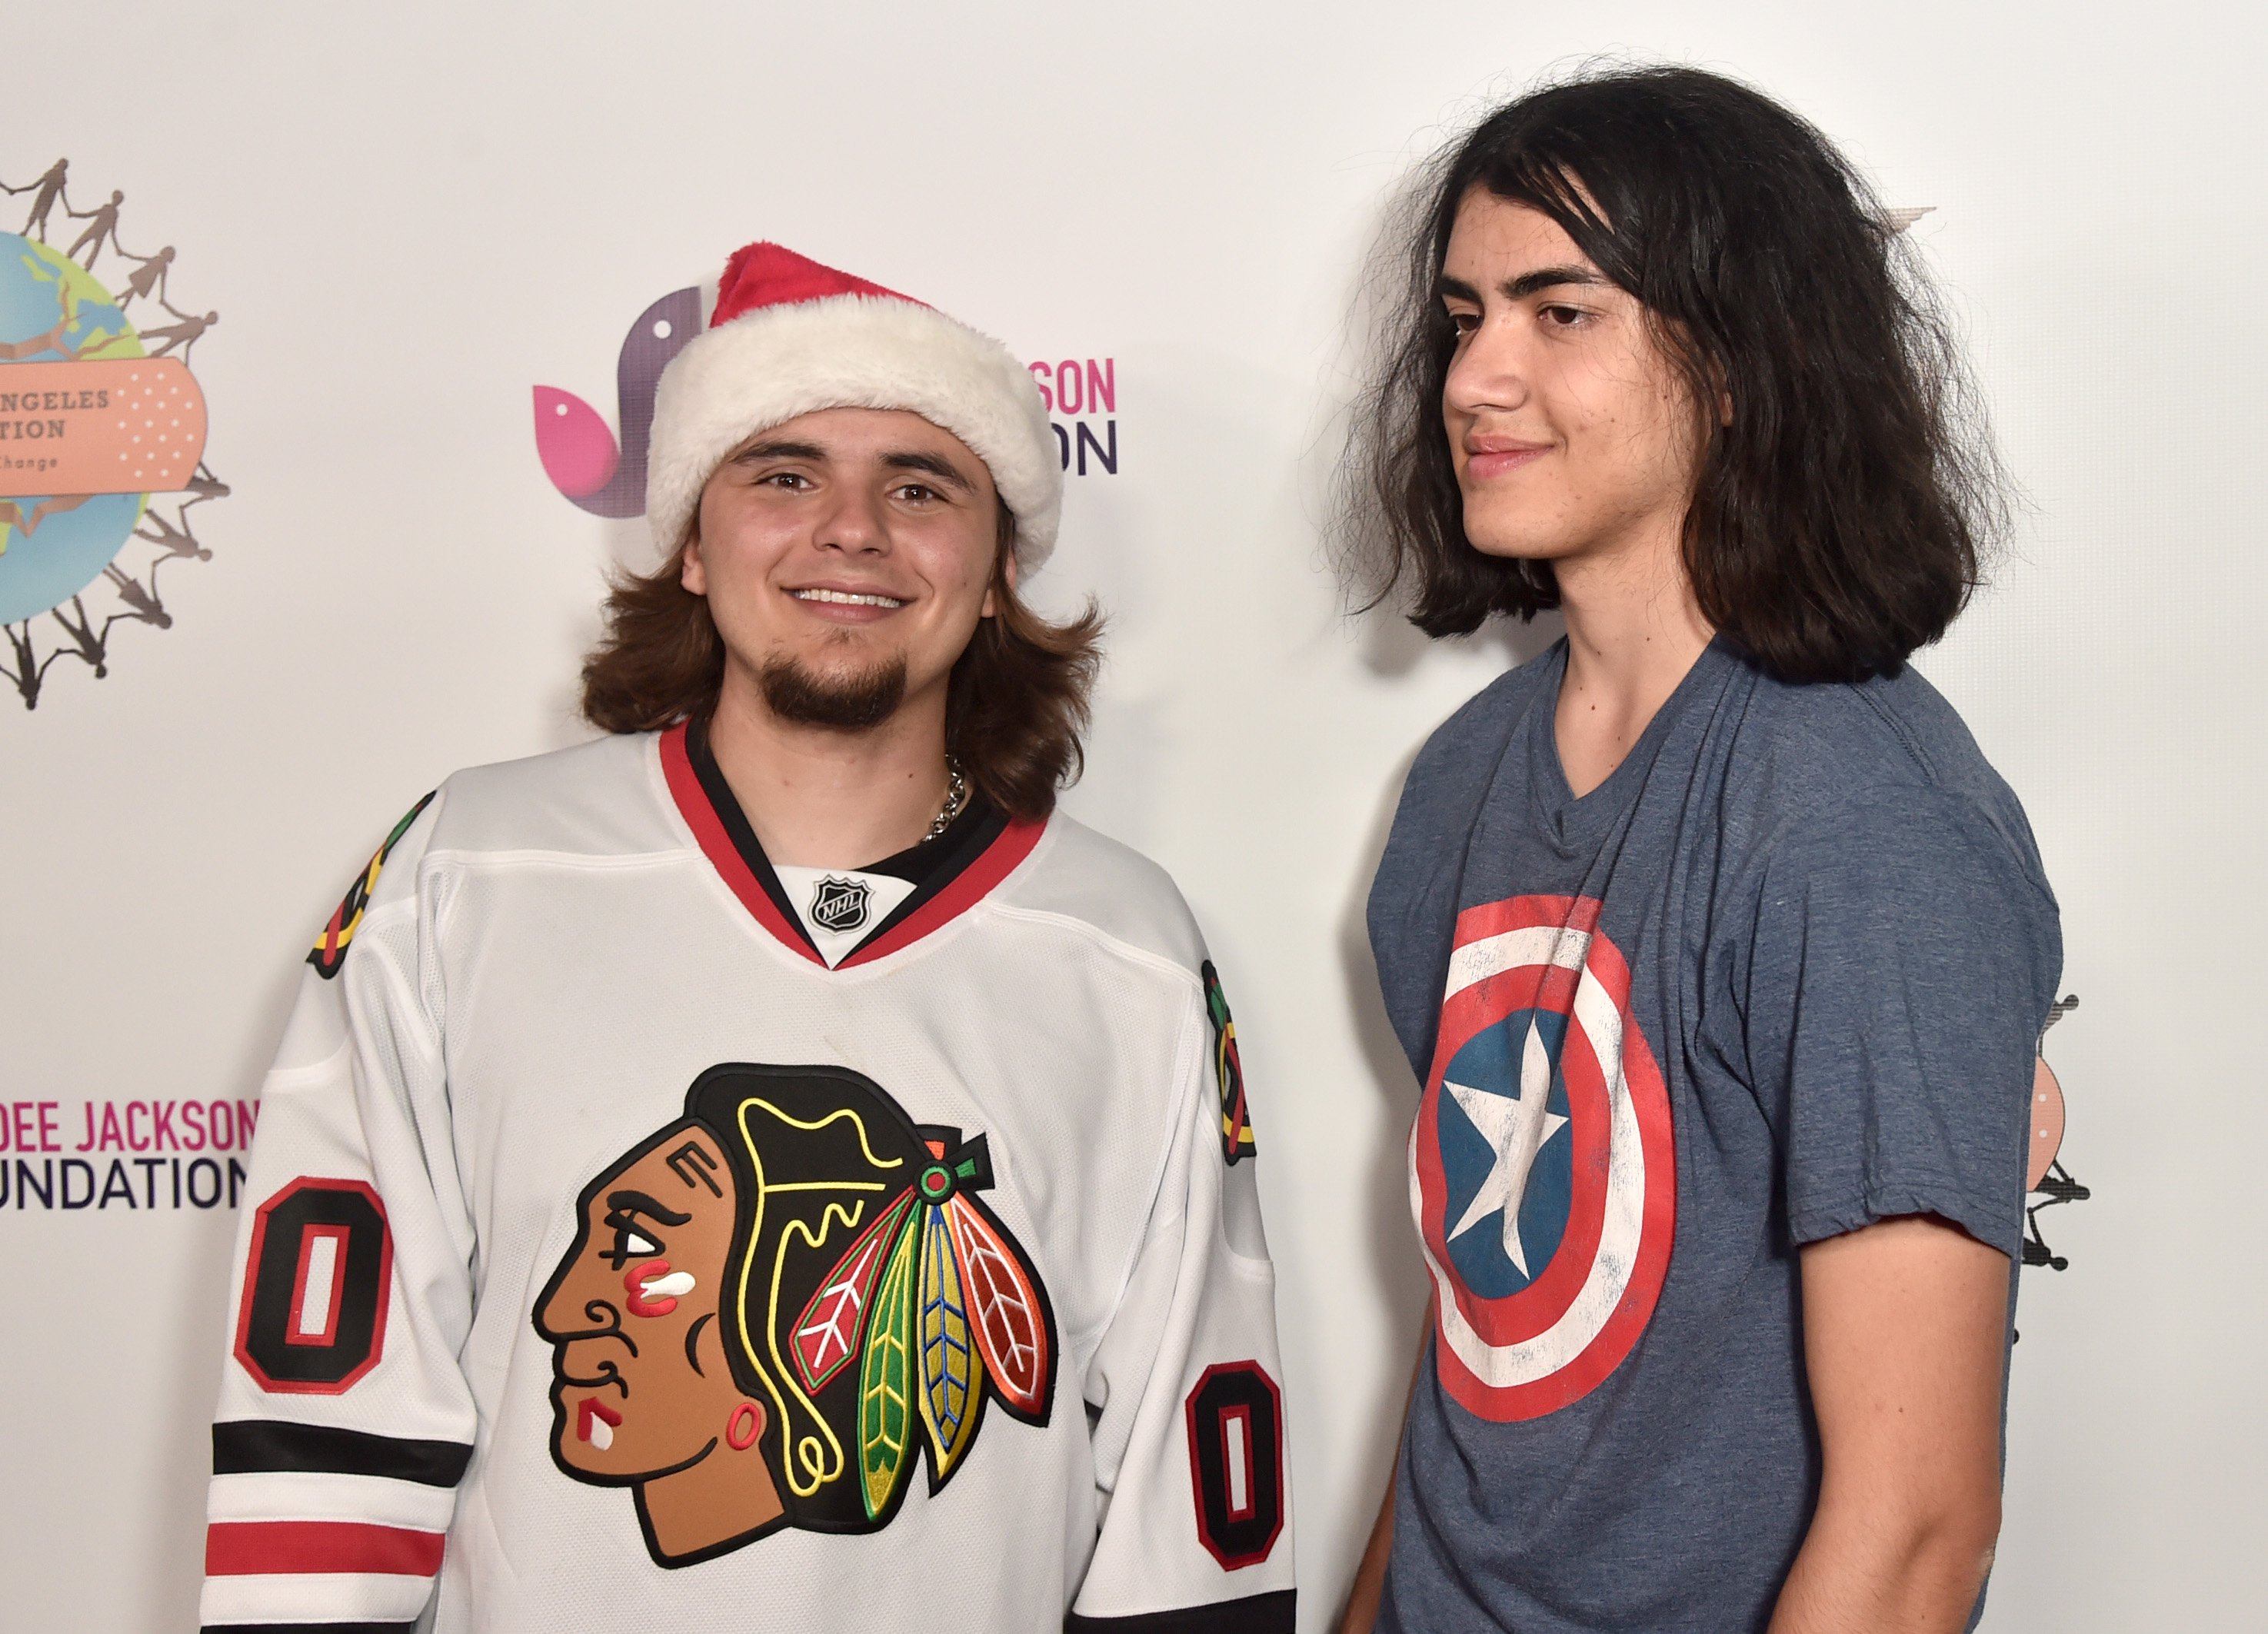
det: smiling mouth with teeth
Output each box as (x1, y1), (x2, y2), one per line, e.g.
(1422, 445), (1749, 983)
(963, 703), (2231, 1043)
(792, 588), (907, 608)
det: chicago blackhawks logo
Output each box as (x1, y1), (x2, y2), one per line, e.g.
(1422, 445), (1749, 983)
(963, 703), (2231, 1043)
(1410, 894), (1674, 1422)
(534, 1063), (1056, 1567)
(308, 792), (435, 980)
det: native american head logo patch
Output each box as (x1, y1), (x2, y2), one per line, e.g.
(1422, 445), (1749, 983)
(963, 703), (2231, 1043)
(308, 792), (435, 979)
(532, 1063), (1056, 1567)
(1201, 960), (1254, 1165)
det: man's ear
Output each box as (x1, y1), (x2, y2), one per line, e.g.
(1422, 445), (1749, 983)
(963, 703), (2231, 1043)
(680, 534), (708, 597)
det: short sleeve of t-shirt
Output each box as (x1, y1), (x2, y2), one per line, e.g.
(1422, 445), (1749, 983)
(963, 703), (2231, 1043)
(1740, 784), (2062, 1254)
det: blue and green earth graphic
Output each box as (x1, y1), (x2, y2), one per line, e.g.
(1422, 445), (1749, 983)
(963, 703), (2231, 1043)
(0, 232), (148, 626)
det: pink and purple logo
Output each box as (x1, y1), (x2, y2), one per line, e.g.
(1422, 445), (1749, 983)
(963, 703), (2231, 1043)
(532, 287), (701, 519)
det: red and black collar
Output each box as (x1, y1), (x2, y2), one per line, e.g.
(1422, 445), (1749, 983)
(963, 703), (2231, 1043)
(660, 720), (1044, 969)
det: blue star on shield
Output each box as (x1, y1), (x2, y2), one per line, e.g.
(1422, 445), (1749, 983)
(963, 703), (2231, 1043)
(1437, 1007), (1576, 1299)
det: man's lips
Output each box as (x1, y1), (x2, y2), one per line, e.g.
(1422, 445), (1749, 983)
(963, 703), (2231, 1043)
(1463, 441), (1551, 481)
(785, 584), (911, 624)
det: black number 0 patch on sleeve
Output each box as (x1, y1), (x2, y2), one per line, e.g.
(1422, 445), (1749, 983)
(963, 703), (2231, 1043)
(1184, 1360), (1285, 1570)
(234, 1178), (395, 1393)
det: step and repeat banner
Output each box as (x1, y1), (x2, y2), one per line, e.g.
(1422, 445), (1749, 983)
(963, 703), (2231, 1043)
(5, 3), (2261, 1629)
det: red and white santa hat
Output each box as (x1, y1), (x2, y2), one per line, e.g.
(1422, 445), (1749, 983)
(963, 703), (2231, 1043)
(645, 242), (1061, 572)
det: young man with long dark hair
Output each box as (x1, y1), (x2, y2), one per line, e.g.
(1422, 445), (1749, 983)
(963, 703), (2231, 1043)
(1337, 69), (2060, 1633)
(201, 243), (1294, 1633)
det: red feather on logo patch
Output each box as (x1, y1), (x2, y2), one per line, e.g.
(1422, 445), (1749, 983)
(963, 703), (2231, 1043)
(944, 1196), (1050, 1415)
(793, 1193), (914, 1391)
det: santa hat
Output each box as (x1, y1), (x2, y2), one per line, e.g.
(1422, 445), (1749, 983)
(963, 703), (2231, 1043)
(645, 242), (1061, 572)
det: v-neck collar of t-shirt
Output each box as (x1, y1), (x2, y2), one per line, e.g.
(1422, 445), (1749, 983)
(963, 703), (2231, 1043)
(658, 719), (1043, 970)
(1518, 635), (1739, 858)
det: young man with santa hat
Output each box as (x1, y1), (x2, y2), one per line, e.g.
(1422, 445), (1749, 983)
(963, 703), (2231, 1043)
(199, 244), (1294, 1634)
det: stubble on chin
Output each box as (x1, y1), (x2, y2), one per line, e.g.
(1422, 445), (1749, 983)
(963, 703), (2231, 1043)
(755, 648), (909, 730)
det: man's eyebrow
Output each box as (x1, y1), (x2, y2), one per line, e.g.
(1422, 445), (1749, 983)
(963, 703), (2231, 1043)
(881, 450), (977, 494)
(731, 438), (827, 465)
(1437, 266), (1608, 305)
(1503, 265), (1606, 300)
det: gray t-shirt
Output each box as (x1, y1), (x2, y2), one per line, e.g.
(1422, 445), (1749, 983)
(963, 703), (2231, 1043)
(1368, 637), (2060, 1633)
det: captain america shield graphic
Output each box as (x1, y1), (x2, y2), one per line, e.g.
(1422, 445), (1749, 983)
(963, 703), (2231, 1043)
(1410, 894), (1674, 1421)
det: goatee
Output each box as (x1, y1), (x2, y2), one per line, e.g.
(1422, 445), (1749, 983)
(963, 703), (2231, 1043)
(756, 651), (908, 730)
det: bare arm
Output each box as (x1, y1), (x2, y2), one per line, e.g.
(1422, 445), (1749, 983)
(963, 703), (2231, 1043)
(1337, 1314), (1430, 1634)
(1338, 1465), (1397, 1634)
(1769, 1214), (2010, 1634)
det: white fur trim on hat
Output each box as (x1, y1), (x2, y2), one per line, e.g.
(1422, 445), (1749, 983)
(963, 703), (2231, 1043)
(645, 293), (1062, 572)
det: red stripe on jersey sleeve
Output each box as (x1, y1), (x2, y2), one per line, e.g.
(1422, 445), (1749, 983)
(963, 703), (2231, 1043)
(205, 1519), (446, 1577)
(838, 817), (1046, 968)
(659, 722), (825, 966)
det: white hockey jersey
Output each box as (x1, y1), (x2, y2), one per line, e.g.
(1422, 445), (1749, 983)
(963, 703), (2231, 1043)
(201, 724), (1294, 1633)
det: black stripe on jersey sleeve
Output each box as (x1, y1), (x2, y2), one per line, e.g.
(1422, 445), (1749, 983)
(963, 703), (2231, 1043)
(205, 1623), (418, 1634)
(212, 1419), (473, 1487)
(1067, 1589), (1296, 1633)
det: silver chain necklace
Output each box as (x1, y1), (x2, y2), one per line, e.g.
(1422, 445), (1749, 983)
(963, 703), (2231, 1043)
(924, 757), (968, 844)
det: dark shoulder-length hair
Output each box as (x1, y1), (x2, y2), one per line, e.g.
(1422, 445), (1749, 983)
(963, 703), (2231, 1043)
(581, 504), (1103, 820)
(1340, 65), (2005, 682)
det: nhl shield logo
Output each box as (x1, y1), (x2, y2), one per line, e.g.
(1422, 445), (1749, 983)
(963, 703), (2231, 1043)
(809, 875), (871, 933)
(1410, 894), (1674, 1423)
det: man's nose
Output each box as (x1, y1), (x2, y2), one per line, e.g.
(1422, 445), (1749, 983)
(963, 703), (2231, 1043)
(814, 487), (889, 554)
(1445, 318), (1532, 418)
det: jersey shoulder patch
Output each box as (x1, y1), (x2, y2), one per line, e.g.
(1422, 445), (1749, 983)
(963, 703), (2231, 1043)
(308, 792), (435, 980)
(1203, 960), (1255, 1165)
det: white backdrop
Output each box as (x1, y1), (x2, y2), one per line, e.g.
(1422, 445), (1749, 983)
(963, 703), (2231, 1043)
(5, 2), (2263, 1628)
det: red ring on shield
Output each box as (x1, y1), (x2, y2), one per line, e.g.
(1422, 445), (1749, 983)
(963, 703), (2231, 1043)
(1410, 894), (1675, 1422)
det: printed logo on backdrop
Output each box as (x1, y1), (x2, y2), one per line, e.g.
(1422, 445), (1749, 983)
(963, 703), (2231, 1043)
(1024, 357), (1117, 476)
(0, 158), (227, 710)
(531, 278), (1117, 516)
(2023, 993), (2090, 1273)
(2, 1096), (253, 1214)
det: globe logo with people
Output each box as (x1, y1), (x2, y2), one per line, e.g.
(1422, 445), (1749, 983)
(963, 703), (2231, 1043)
(1, 158), (225, 709)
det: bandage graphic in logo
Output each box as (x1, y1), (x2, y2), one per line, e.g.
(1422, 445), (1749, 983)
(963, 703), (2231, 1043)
(1410, 894), (1674, 1422)
(2, 158), (229, 708)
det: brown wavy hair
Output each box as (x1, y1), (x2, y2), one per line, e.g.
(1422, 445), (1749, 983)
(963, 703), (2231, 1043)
(1339, 65), (2006, 682)
(581, 506), (1103, 820)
